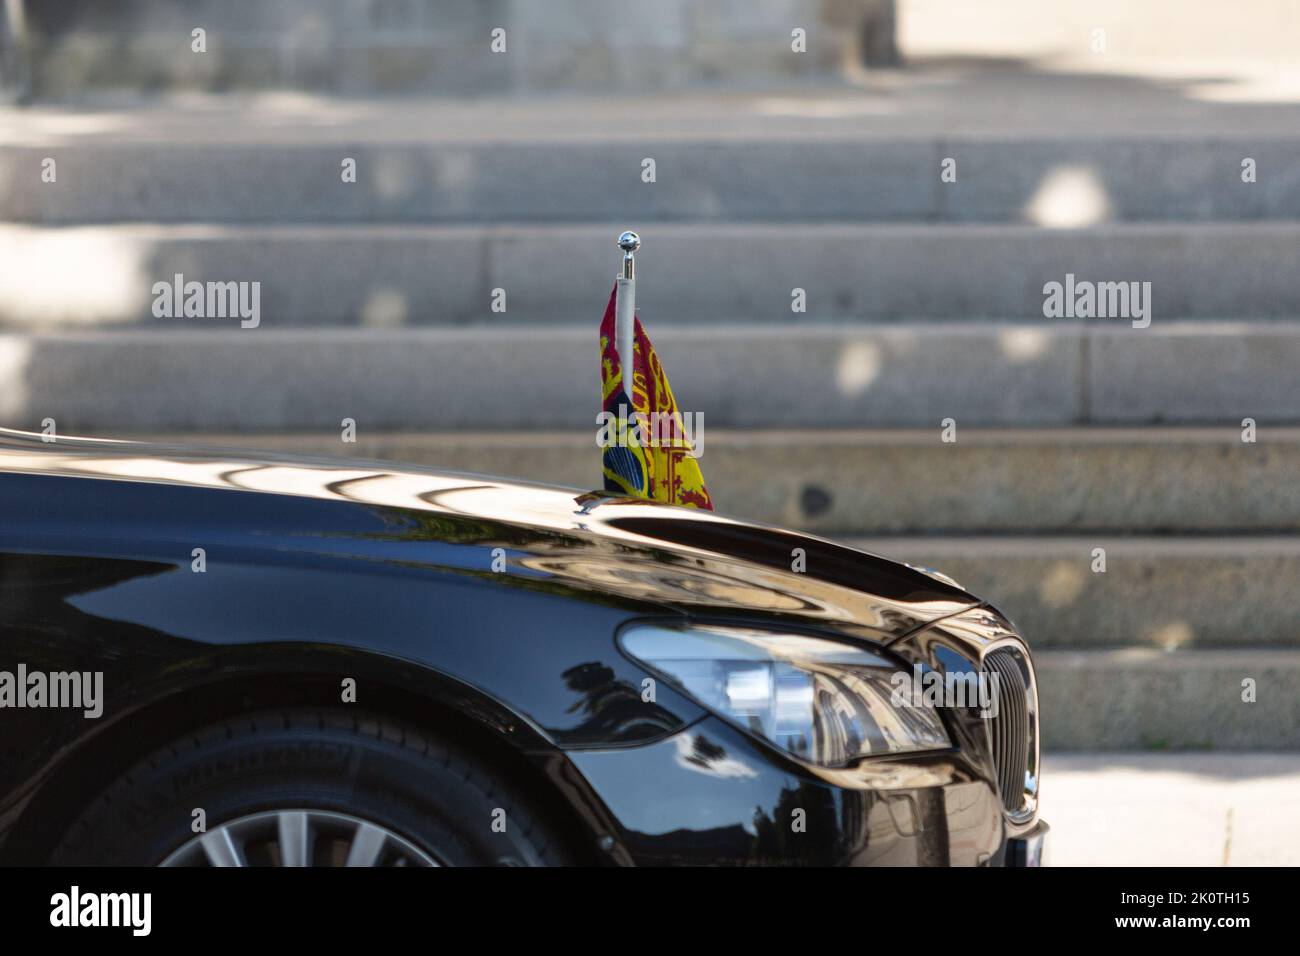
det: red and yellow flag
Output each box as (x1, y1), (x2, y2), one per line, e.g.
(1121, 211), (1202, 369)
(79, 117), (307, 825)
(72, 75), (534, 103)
(599, 286), (712, 509)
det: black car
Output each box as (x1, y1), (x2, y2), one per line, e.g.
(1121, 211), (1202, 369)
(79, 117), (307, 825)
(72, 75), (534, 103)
(0, 428), (1046, 866)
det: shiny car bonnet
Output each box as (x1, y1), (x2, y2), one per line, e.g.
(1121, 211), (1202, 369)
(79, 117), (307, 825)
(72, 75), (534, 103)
(0, 429), (980, 645)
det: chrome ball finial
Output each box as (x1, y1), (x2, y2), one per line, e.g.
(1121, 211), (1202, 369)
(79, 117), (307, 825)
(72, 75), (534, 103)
(617, 231), (640, 279)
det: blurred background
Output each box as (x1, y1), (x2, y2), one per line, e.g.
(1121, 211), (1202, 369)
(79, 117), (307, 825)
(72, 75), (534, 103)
(1, 1), (1298, 862)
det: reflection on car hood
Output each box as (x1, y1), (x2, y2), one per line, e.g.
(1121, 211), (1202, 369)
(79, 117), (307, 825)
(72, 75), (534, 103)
(0, 429), (980, 644)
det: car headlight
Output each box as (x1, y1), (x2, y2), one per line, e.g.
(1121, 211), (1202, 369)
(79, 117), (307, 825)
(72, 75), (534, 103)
(621, 623), (950, 767)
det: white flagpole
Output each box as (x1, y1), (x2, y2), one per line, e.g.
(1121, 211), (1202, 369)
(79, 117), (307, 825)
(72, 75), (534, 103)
(614, 231), (639, 402)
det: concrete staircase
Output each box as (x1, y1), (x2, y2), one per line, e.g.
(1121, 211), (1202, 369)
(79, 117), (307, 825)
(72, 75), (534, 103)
(16, 0), (864, 98)
(1, 78), (1296, 749)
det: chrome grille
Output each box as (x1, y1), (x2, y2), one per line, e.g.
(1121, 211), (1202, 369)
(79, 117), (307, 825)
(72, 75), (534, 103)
(983, 648), (1033, 816)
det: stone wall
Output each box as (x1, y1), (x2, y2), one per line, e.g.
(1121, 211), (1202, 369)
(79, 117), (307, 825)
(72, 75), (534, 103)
(13, 0), (893, 98)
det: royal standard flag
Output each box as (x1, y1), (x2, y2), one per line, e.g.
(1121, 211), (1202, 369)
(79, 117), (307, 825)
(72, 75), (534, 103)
(599, 285), (713, 510)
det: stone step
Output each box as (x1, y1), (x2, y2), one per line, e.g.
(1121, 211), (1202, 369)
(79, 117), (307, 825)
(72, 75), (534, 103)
(2, 323), (1296, 431)
(7, 222), (1300, 327)
(2, 222), (1300, 328)
(62, 428), (1300, 535)
(4, 137), (1298, 225)
(852, 537), (1300, 651)
(21, 1), (852, 98)
(1036, 649), (1300, 750)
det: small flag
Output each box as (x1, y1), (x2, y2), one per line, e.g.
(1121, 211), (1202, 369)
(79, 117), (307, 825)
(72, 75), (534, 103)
(599, 285), (713, 509)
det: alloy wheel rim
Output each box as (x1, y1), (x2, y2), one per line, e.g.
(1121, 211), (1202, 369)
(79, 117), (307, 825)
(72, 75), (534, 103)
(159, 809), (441, 867)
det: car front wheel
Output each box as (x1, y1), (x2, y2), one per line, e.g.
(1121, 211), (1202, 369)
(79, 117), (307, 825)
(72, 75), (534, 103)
(52, 709), (573, 867)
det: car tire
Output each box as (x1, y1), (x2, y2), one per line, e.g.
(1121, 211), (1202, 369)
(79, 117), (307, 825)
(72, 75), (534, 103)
(51, 708), (574, 866)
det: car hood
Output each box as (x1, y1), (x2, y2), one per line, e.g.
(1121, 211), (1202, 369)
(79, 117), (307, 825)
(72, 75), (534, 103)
(0, 429), (981, 645)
